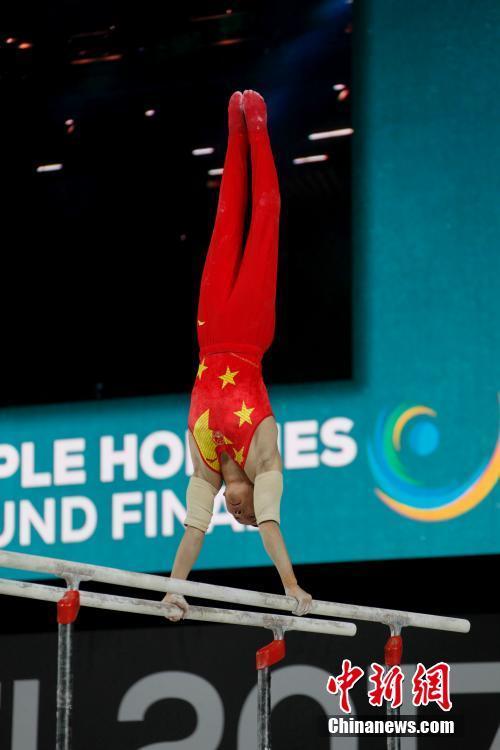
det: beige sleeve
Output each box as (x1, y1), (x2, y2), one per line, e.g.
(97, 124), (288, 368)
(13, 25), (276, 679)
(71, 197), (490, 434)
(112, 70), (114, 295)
(254, 470), (283, 525)
(185, 476), (218, 533)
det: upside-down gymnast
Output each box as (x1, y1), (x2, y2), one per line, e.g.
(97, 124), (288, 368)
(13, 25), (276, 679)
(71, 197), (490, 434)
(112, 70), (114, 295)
(164, 90), (313, 621)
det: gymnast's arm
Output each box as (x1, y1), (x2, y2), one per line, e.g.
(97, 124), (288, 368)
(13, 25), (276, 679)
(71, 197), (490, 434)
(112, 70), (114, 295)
(163, 525), (203, 621)
(252, 440), (313, 616)
(258, 520), (313, 615)
(162, 436), (222, 622)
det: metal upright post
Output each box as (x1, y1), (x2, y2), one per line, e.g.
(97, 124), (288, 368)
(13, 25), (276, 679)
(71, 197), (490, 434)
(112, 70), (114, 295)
(56, 586), (81, 750)
(384, 624), (403, 750)
(256, 632), (286, 750)
(257, 665), (272, 750)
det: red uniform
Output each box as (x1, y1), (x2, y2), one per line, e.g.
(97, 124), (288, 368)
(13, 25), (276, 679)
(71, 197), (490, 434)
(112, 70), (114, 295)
(188, 92), (279, 474)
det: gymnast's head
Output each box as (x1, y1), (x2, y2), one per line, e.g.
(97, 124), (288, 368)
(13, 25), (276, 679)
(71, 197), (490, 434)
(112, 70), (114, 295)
(220, 453), (257, 526)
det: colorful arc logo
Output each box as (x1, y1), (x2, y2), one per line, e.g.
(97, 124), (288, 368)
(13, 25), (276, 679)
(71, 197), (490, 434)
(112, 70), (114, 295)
(367, 402), (500, 522)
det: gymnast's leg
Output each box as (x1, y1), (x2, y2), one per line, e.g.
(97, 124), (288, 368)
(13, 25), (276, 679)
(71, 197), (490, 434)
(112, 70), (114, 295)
(197, 91), (249, 330)
(227, 89), (280, 356)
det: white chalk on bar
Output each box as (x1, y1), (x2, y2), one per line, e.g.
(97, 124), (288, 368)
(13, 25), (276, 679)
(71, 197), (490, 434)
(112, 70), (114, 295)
(0, 550), (470, 633)
(0, 578), (356, 637)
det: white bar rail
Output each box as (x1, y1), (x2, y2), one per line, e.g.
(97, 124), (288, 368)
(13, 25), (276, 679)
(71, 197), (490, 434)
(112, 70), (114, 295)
(0, 578), (356, 637)
(0, 551), (470, 633)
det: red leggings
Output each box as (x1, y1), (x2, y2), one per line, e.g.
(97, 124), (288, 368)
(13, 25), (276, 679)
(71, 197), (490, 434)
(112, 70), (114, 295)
(197, 117), (280, 362)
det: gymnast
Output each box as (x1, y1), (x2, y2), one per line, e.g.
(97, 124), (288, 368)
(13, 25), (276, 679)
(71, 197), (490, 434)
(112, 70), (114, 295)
(164, 90), (312, 621)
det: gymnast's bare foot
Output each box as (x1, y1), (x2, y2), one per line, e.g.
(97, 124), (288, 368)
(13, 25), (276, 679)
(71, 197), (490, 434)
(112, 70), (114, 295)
(242, 89), (267, 134)
(228, 90), (246, 136)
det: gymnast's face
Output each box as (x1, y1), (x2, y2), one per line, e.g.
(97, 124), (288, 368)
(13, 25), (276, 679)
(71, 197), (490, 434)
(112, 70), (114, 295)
(224, 481), (258, 526)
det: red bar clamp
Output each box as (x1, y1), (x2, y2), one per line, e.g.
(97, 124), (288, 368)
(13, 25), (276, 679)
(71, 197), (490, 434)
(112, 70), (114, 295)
(256, 639), (286, 670)
(384, 634), (403, 667)
(57, 590), (81, 625)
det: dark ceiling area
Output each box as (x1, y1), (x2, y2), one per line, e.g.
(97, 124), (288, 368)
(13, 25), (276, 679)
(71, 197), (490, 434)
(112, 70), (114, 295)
(1, 0), (352, 407)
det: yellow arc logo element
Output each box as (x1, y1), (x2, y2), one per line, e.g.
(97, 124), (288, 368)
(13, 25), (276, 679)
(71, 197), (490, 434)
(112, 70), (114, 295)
(393, 406), (437, 451)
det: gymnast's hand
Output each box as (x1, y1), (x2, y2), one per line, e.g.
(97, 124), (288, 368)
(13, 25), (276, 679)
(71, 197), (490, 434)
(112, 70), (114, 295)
(162, 592), (189, 622)
(285, 584), (313, 616)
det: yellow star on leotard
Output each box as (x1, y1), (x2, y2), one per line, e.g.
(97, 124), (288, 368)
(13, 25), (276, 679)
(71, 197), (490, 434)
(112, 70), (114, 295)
(197, 358), (208, 380)
(234, 401), (254, 427)
(233, 446), (245, 465)
(197, 320), (206, 326)
(219, 366), (239, 389)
